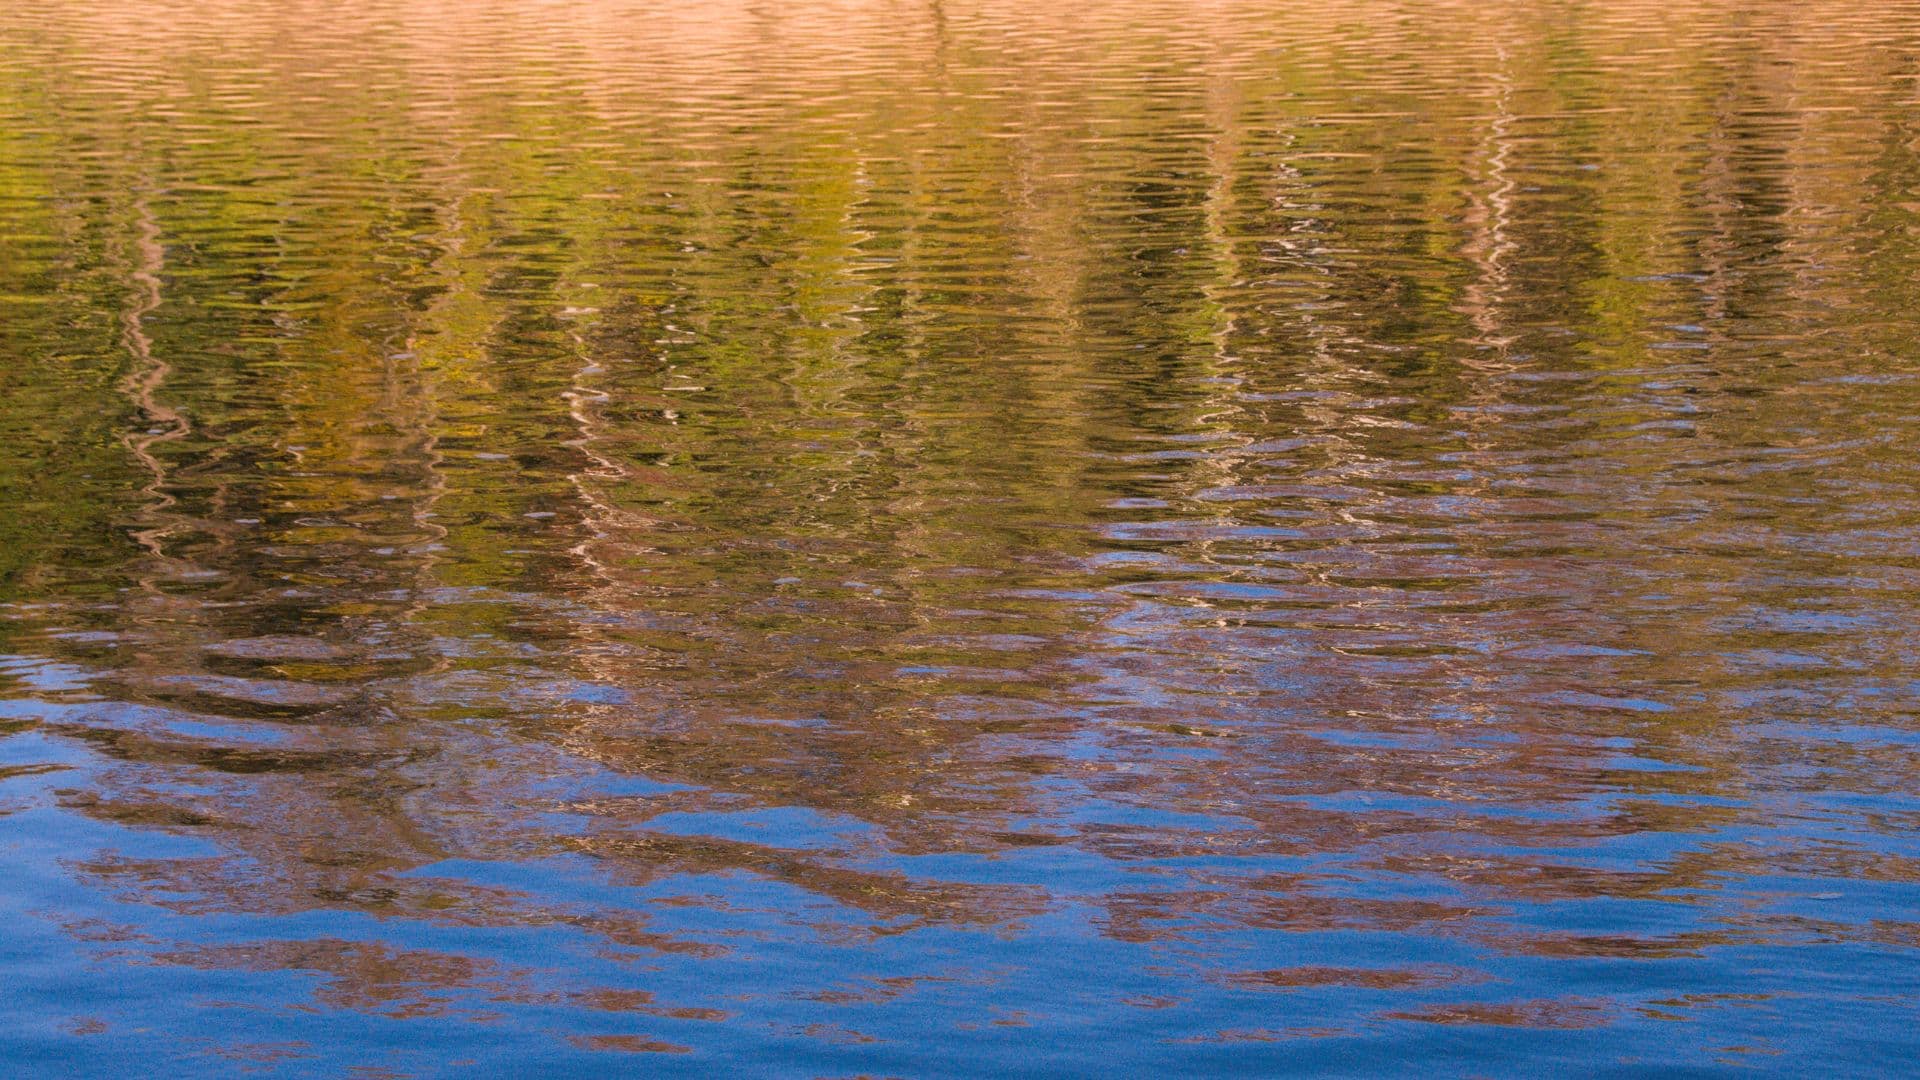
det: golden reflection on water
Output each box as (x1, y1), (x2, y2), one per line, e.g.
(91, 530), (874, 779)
(2, 0), (1920, 1071)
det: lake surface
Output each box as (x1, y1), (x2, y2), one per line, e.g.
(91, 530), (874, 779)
(3, 0), (1919, 1074)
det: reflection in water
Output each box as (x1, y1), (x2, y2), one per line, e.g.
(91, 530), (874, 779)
(2, 0), (1920, 1073)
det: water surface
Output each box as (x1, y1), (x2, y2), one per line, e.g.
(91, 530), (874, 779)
(3, 0), (1920, 1073)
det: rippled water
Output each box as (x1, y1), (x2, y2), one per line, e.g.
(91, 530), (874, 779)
(3, 0), (1919, 1073)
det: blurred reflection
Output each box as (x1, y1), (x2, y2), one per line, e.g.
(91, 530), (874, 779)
(1, 0), (1918, 1072)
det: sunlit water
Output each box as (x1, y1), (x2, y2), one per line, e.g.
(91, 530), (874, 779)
(2, 0), (1919, 1073)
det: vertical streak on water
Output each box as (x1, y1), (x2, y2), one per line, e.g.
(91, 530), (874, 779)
(116, 190), (187, 571)
(1459, 44), (1518, 364)
(390, 187), (459, 672)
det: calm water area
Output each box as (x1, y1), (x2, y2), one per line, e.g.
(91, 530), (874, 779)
(3, 0), (1920, 1074)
